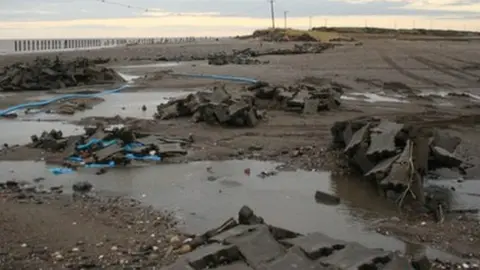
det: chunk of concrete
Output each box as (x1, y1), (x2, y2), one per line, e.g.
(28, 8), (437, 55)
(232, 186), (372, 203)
(225, 225), (285, 268)
(321, 243), (391, 269)
(367, 121), (403, 160)
(431, 146), (462, 168)
(184, 243), (241, 270)
(365, 154), (400, 181)
(267, 246), (324, 270)
(352, 142), (375, 173)
(431, 130), (461, 153)
(280, 232), (347, 260)
(344, 124), (370, 155)
(314, 191), (341, 206)
(155, 143), (187, 156)
(342, 123), (353, 147)
(94, 144), (123, 162)
(287, 90), (309, 107)
(209, 225), (260, 243)
(228, 101), (249, 118)
(381, 140), (413, 186)
(210, 86), (231, 104)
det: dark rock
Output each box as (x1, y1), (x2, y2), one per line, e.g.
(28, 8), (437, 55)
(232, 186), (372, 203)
(314, 191), (341, 206)
(72, 181), (93, 193)
(238, 206), (264, 225)
(280, 232), (347, 260)
(430, 130), (461, 153)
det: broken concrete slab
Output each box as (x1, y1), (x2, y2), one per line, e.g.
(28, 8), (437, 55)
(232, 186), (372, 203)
(344, 124), (370, 155)
(184, 243), (241, 270)
(365, 154), (400, 181)
(225, 225), (285, 268)
(321, 243), (391, 269)
(352, 142), (375, 174)
(209, 225), (260, 243)
(280, 232), (347, 260)
(366, 121), (404, 160)
(431, 130), (461, 153)
(287, 90), (309, 107)
(93, 143), (123, 162)
(431, 146), (462, 168)
(381, 140), (413, 187)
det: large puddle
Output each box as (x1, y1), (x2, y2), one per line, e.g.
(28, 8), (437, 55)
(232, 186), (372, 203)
(0, 120), (82, 145)
(0, 159), (459, 260)
(18, 91), (194, 121)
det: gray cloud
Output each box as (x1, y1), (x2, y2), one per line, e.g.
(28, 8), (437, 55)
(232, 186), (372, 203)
(0, 0), (478, 22)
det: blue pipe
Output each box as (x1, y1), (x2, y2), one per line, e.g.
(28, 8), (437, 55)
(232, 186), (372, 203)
(0, 84), (130, 116)
(0, 73), (258, 116)
(172, 73), (259, 84)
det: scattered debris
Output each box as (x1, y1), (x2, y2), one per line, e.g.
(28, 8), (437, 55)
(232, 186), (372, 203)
(155, 81), (343, 126)
(28, 125), (190, 174)
(331, 117), (464, 213)
(159, 206), (466, 270)
(0, 57), (125, 91)
(314, 190), (341, 206)
(155, 85), (263, 127)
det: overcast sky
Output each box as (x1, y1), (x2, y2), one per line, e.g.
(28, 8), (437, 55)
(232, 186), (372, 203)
(1, 0), (479, 38)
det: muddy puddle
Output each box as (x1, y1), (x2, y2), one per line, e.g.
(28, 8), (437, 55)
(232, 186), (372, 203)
(0, 120), (82, 145)
(0, 159), (460, 261)
(18, 91), (195, 121)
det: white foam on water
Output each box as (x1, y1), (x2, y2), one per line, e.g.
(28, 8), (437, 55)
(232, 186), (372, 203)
(347, 92), (407, 103)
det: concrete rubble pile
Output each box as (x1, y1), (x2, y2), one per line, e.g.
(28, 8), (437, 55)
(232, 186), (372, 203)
(155, 85), (263, 127)
(207, 43), (334, 66)
(161, 206), (432, 270)
(208, 48), (268, 66)
(29, 124), (190, 170)
(249, 81), (343, 114)
(0, 57), (125, 91)
(331, 117), (464, 211)
(259, 43), (335, 56)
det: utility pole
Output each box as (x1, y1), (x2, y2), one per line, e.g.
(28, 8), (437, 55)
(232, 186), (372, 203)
(284, 11), (288, 29)
(269, 0), (275, 29)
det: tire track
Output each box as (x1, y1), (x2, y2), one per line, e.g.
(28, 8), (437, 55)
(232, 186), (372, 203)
(378, 53), (448, 87)
(411, 55), (479, 83)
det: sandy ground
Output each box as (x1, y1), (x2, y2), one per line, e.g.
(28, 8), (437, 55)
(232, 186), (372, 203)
(2, 38), (480, 265)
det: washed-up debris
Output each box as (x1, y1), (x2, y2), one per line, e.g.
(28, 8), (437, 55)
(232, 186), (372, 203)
(331, 117), (464, 211)
(158, 206), (454, 270)
(155, 81), (343, 126)
(28, 126), (190, 174)
(314, 190), (341, 206)
(207, 44), (333, 66)
(250, 81), (343, 113)
(0, 57), (125, 91)
(208, 48), (268, 66)
(155, 85), (263, 127)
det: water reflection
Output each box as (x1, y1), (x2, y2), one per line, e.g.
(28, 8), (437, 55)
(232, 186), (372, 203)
(0, 160), (460, 261)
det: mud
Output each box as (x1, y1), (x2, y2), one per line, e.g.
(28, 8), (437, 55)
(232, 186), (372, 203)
(1, 38), (480, 265)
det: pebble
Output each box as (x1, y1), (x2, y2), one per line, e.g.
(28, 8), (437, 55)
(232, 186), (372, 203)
(72, 247), (80, 252)
(52, 251), (63, 261)
(20, 243), (27, 248)
(177, 244), (191, 254)
(169, 235), (180, 244)
(111, 246), (118, 251)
